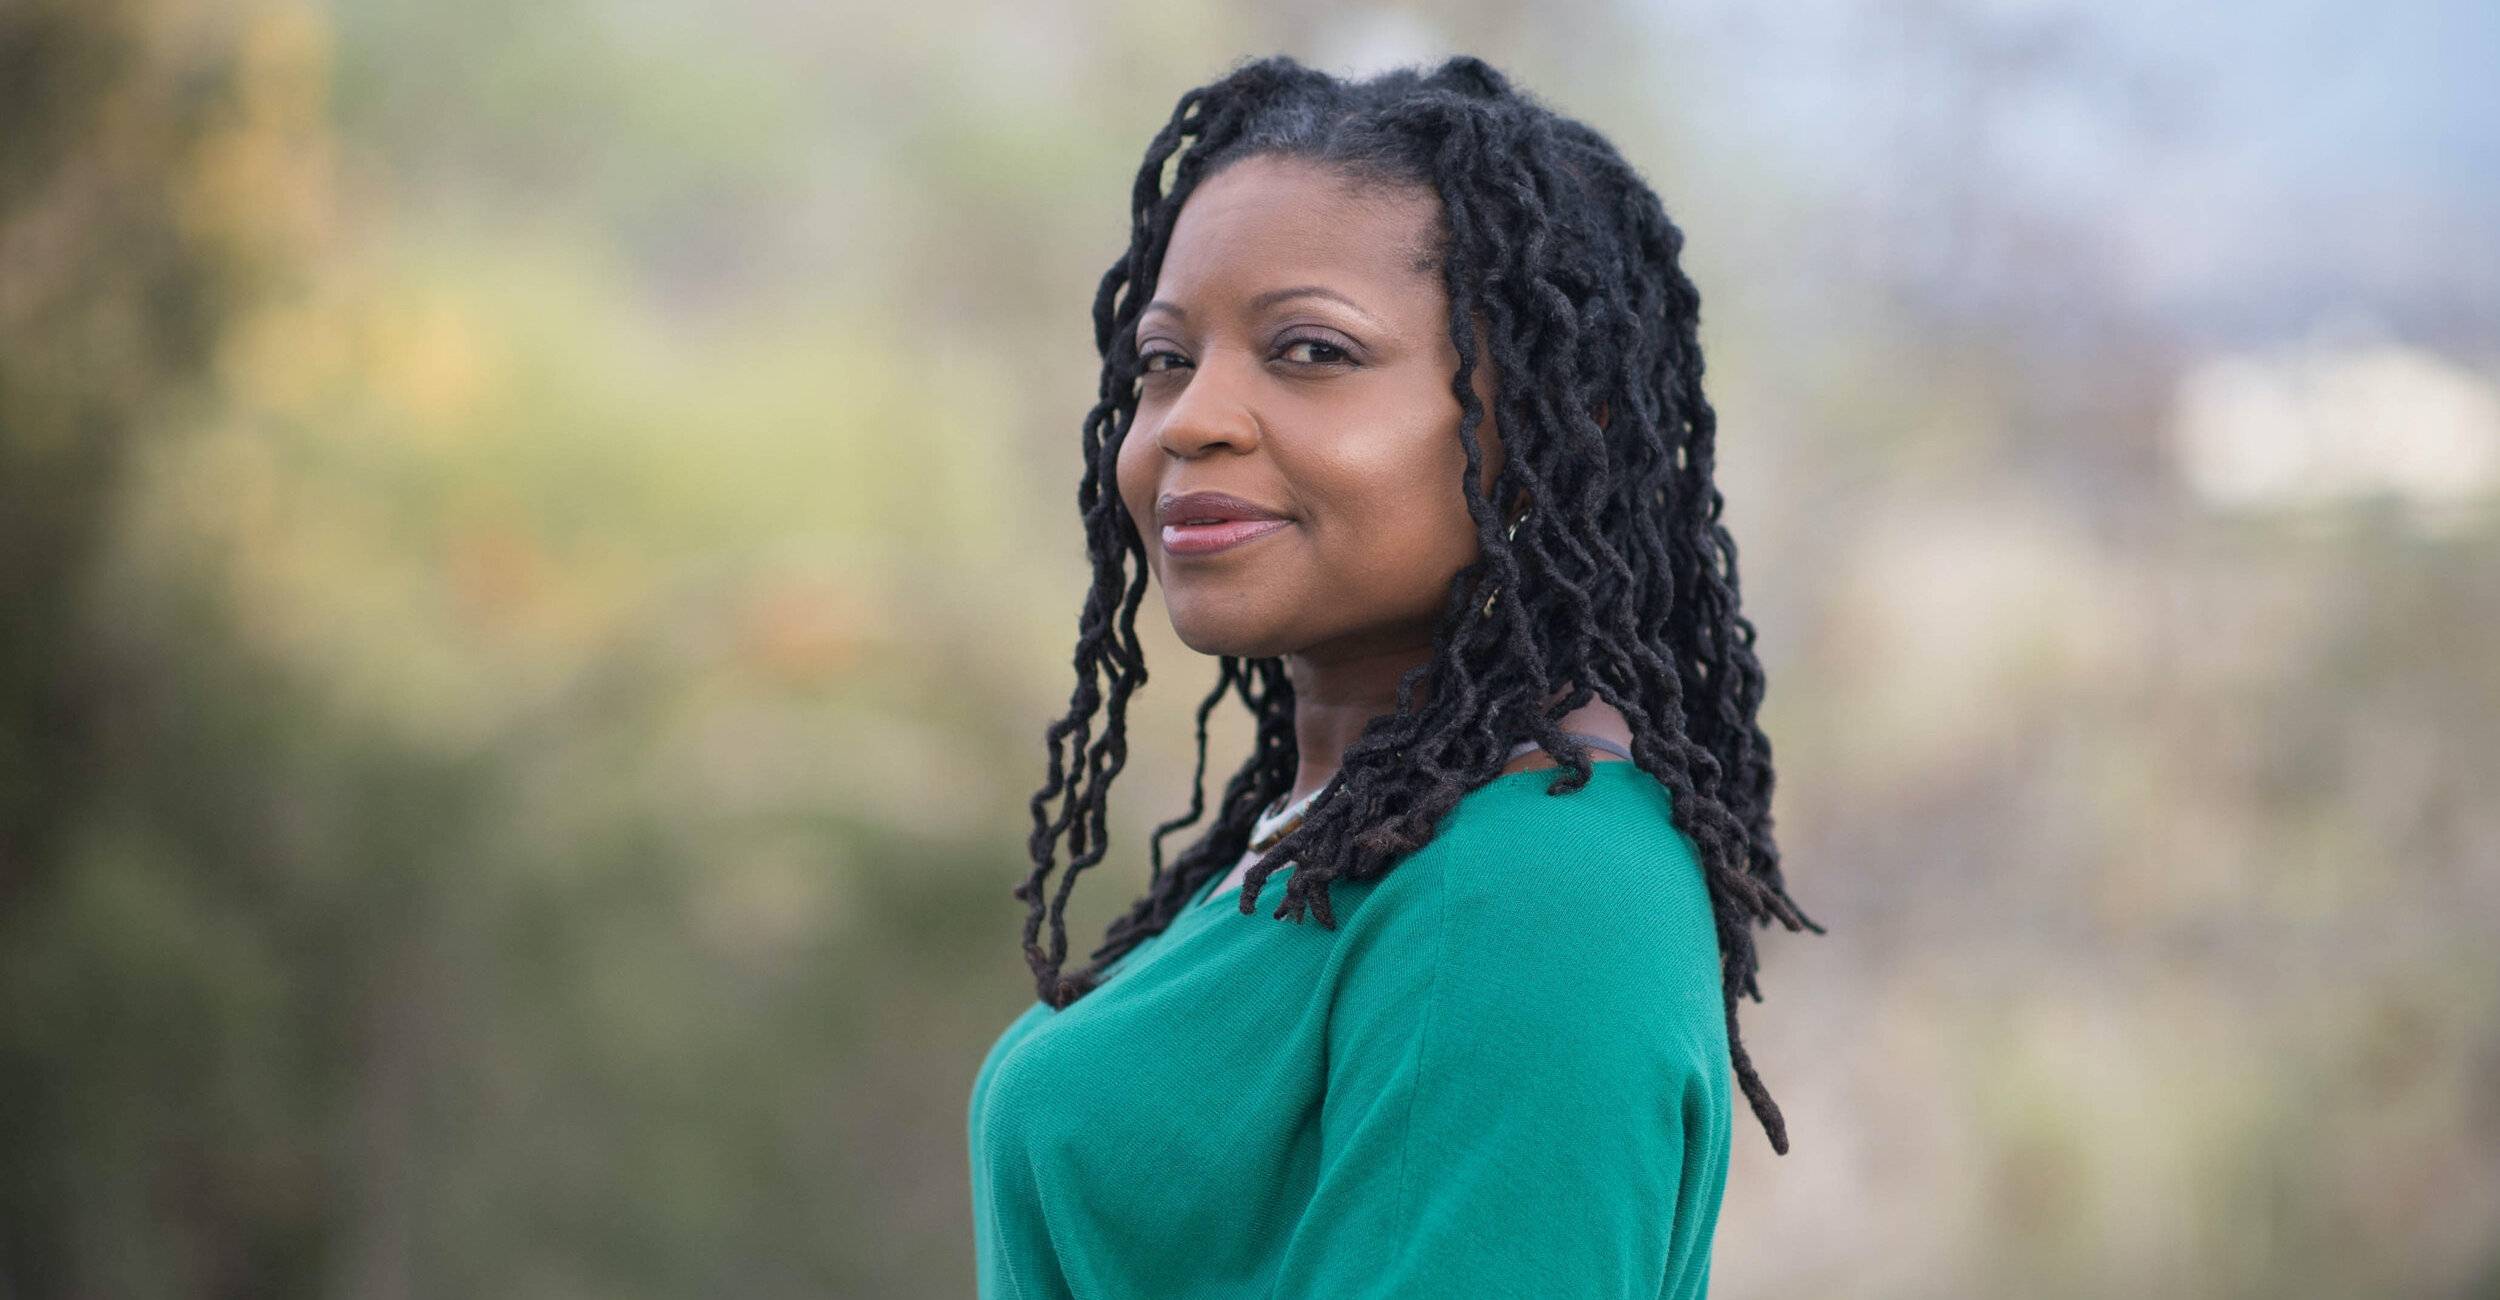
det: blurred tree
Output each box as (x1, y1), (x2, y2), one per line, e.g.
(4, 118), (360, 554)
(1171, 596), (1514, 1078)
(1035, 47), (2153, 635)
(3, 1), (227, 902)
(1, 1), (335, 1294)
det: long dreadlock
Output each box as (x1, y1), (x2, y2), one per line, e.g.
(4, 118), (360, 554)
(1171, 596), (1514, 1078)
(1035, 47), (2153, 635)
(1014, 54), (1826, 1155)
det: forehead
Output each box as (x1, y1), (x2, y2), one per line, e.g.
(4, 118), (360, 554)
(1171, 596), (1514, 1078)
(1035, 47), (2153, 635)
(1152, 154), (1441, 304)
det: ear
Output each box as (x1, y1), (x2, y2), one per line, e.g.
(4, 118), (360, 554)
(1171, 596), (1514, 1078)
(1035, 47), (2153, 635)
(1592, 400), (1611, 430)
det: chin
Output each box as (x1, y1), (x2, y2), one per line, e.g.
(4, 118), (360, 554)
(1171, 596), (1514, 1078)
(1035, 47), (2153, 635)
(1162, 596), (1295, 659)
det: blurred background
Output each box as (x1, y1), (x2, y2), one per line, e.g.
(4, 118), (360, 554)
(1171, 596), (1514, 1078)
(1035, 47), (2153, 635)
(3, 0), (2495, 1295)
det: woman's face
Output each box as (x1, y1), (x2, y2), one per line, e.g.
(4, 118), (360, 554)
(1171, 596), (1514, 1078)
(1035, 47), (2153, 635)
(1114, 152), (1504, 663)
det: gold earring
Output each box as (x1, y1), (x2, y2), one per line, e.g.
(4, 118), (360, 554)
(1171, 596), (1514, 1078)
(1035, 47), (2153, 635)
(1482, 510), (1529, 616)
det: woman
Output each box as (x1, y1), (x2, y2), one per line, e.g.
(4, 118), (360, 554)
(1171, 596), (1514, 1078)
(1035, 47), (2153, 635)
(969, 54), (1823, 1298)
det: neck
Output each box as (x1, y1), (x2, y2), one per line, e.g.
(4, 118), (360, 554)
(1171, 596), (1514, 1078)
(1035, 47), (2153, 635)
(1280, 643), (1631, 806)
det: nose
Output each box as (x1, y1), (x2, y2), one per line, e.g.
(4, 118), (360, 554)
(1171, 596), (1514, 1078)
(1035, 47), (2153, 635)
(1147, 348), (1262, 457)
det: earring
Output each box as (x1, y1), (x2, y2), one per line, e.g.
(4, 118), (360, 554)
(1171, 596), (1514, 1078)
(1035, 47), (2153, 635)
(1482, 509), (1530, 616)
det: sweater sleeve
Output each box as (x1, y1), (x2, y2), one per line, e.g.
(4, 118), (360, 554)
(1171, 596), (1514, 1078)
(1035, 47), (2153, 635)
(1268, 781), (1732, 1299)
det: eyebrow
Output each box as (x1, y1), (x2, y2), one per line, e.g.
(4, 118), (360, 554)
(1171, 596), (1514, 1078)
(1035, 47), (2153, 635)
(1141, 284), (1381, 326)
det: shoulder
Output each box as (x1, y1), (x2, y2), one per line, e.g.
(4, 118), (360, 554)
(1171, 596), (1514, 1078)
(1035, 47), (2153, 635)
(1428, 762), (1712, 930)
(1344, 762), (1729, 1070)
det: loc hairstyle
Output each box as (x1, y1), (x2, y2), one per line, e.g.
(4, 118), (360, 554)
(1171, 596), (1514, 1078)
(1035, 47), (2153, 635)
(1014, 53), (1825, 1154)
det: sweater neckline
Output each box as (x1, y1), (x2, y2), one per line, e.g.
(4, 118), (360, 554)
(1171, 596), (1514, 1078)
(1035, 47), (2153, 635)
(1187, 758), (1645, 916)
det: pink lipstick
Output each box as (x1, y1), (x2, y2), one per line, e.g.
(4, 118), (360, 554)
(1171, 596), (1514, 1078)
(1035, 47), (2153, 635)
(1156, 489), (1295, 558)
(1162, 518), (1293, 555)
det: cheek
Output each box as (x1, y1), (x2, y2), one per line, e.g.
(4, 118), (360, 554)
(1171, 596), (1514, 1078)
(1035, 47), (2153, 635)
(1304, 412), (1479, 590)
(1113, 430), (1155, 533)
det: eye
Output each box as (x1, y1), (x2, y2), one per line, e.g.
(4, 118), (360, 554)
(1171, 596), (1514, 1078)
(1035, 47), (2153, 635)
(1133, 336), (1351, 374)
(1277, 336), (1353, 366)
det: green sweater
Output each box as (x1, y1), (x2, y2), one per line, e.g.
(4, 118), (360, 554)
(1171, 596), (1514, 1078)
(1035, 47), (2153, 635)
(967, 761), (1733, 1299)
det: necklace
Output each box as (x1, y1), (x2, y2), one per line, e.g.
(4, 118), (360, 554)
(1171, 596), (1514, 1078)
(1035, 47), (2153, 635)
(1219, 730), (1634, 899)
(1194, 787), (1318, 911)
(1248, 784), (1320, 854)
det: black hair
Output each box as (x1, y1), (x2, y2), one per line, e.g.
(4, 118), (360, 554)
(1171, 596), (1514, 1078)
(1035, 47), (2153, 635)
(1014, 53), (1825, 1154)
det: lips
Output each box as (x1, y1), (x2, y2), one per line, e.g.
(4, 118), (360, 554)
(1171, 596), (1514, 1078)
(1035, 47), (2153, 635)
(1156, 489), (1294, 558)
(1156, 490), (1289, 529)
(1162, 517), (1292, 556)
